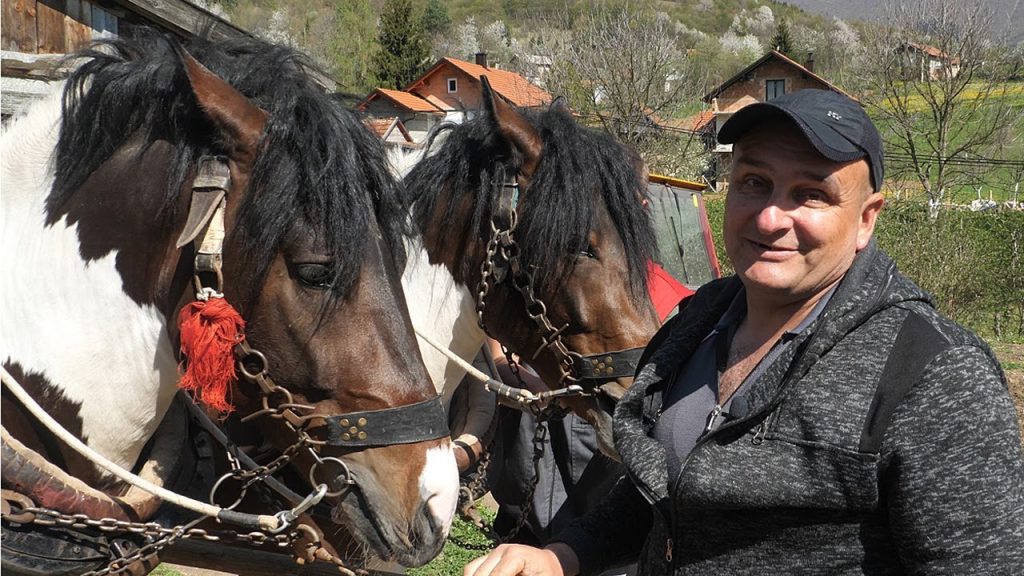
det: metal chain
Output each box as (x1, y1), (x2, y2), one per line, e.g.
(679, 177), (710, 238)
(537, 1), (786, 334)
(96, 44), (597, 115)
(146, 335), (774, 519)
(500, 417), (550, 543)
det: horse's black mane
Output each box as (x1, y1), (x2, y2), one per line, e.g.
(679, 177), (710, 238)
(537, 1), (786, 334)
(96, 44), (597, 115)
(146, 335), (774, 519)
(50, 30), (406, 300)
(405, 108), (654, 298)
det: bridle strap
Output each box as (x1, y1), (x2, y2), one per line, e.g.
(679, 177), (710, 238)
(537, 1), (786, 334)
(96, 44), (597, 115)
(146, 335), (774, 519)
(321, 398), (449, 448)
(571, 347), (646, 382)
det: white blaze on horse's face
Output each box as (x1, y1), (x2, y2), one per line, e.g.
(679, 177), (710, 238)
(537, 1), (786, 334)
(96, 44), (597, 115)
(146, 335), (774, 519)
(0, 87), (180, 477)
(420, 444), (460, 537)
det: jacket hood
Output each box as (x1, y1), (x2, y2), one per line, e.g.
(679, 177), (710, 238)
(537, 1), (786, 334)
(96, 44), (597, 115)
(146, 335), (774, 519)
(612, 239), (934, 504)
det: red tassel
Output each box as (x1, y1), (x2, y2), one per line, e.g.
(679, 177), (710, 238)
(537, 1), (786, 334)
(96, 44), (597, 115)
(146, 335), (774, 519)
(177, 297), (245, 413)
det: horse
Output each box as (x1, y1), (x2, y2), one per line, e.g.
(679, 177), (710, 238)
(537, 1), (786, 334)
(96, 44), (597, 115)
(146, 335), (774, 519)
(0, 32), (457, 571)
(399, 78), (662, 462)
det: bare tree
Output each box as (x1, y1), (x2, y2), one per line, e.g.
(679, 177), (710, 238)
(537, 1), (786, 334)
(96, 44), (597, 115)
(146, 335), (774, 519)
(540, 5), (712, 175)
(860, 0), (1021, 218)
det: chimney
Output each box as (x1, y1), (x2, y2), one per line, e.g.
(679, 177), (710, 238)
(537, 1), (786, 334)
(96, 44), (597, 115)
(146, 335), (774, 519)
(475, 52), (488, 68)
(805, 51), (815, 72)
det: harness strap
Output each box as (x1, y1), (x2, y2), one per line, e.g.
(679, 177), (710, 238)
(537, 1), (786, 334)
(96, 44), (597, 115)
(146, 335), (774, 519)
(321, 397), (449, 448)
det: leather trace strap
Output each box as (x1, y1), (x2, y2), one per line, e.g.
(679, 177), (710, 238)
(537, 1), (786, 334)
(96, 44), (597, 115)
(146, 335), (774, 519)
(322, 398), (449, 448)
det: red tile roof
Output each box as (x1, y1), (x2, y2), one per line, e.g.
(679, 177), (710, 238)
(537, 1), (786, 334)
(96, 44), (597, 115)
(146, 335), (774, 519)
(668, 109), (715, 132)
(409, 57), (552, 108)
(364, 117), (398, 138)
(364, 88), (443, 113)
(704, 50), (856, 104)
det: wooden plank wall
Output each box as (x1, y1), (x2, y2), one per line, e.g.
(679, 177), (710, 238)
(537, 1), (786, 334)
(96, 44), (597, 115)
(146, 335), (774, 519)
(1, 0), (115, 55)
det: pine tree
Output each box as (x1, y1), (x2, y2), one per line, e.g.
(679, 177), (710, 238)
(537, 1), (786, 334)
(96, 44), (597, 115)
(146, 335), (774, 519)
(374, 0), (430, 90)
(770, 19), (795, 57)
(421, 0), (452, 37)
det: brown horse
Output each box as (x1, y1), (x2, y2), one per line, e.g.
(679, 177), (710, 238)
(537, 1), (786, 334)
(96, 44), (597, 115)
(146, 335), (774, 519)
(0, 32), (456, 570)
(402, 79), (662, 459)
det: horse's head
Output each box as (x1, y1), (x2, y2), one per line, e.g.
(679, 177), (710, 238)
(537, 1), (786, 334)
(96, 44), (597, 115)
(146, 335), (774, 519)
(406, 78), (661, 458)
(48, 35), (456, 566)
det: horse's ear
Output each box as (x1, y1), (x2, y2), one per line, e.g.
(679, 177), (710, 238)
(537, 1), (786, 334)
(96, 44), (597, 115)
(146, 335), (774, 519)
(481, 75), (541, 180)
(549, 95), (570, 115)
(180, 48), (267, 161)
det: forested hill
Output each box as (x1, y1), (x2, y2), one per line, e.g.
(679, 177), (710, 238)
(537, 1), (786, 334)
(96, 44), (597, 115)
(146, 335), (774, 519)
(211, 0), (836, 95)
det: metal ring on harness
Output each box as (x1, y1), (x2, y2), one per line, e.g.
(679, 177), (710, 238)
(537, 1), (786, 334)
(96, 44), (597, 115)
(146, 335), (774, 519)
(209, 472), (248, 511)
(308, 456), (355, 498)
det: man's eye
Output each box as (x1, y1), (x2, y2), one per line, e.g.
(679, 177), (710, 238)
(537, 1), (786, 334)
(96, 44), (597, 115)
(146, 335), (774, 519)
(294, 263), (334, 289)
(799, 190), (828, 204)
(579, 244), (598, 259)
(742, 176), (768, 190)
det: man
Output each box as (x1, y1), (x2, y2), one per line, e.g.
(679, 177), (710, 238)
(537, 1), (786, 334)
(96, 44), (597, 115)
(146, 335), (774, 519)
(465, 89), (1024, 575)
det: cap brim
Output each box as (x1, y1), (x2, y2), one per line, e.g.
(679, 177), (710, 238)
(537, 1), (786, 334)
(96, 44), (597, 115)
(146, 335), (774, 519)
(718, 103), (865, 164)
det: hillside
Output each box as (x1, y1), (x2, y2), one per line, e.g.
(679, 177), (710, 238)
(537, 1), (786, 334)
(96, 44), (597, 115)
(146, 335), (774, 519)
(779, 0), (1024, 44)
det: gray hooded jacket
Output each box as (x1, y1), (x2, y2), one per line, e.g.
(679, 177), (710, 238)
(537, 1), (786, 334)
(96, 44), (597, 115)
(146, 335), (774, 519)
(553, 241), (1024, 575)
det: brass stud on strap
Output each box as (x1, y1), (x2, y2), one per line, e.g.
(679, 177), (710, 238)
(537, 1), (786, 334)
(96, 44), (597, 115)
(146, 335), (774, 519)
(605, 356), (613, 363)
(341, 433), (351, 441)
(606, 366), (615, 375)
(357, 432), (367, 440)
(357, 418), (367, 427)
(348, 427), (358, 435)
(339, 419), (349, 427)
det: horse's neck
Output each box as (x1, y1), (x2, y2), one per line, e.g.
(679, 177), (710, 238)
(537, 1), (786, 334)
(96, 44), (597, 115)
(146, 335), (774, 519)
(400, 237), (485, 406)
(0, 87), (180, 475)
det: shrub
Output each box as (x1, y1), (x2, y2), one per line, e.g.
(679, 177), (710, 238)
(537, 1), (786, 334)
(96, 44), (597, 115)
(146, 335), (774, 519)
(702, 195), (1024, 342)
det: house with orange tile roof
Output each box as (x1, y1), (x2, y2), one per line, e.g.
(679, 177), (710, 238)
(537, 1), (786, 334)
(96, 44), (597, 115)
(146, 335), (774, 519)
(360, 52), (553, 147)
(700, 49), (852, 189)
(406, 53), (552, 113)
(897, 41), (961, 81)
(359, 88), (446, 143)
(363, 116), (415, 148)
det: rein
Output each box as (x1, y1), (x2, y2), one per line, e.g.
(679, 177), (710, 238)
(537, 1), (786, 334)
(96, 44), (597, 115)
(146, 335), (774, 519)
(474, 178), (645, 403)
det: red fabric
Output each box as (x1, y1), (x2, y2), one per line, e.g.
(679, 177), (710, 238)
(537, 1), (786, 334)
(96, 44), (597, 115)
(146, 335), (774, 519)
(647, 261), (694, 322)
(177, 297), (245, 413)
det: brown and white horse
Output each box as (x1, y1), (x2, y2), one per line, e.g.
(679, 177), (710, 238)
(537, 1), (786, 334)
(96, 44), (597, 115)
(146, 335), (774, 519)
(0, 33), (456, 568)
(399, 80), (662, 460)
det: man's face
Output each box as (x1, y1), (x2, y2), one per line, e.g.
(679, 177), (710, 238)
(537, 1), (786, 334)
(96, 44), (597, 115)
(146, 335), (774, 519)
(725, 118), (884, 305)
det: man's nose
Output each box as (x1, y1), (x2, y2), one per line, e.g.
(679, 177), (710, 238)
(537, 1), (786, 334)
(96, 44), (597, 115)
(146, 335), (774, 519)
(754, 199), (792, 234)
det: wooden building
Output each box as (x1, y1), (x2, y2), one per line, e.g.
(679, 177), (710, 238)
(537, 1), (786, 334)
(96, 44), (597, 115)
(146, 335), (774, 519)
(2, 0), (252, 119)
(701, 49), (855, 188)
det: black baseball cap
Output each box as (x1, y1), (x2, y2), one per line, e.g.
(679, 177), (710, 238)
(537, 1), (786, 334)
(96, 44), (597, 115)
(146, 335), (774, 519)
(718, 89), (884, 192)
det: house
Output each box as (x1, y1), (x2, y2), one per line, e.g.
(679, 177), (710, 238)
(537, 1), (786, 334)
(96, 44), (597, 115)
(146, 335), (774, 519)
(359, 52), (552, 147)
(699, 49), (854, 188)
(363, 116), (416, 148)
(897, 41), (961, 81)
(1, 0), (334, 121)
(360, 88), (447, 143)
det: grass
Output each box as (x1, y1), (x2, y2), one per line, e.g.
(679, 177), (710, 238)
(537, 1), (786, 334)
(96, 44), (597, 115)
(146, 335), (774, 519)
(409, 503), (497, 576)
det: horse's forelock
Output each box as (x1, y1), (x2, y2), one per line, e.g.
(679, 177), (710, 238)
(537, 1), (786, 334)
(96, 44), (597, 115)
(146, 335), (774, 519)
(51, 31), (408, 308)
(406, 107), (654, 298)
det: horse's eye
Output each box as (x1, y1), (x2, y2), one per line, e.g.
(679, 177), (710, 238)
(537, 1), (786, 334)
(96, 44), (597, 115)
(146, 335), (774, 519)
(294, 263), (334, 289)
(579, 244), (598, 259)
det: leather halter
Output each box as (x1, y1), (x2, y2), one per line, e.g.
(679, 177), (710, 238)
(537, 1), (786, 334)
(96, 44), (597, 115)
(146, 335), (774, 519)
(179, 156), (449, 455)
(475, 177), (646, 399)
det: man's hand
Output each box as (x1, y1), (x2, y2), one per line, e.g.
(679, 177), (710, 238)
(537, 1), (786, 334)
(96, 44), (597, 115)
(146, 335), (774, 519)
(464, 543), (579, 576)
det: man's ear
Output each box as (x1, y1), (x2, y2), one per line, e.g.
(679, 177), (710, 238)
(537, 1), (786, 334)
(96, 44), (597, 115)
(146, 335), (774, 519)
(857, 192), (885, 250)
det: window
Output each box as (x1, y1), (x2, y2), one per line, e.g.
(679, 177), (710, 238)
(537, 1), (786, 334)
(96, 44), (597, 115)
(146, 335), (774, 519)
(447, 78), (457, 93)
(766, 79), (785, 101)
